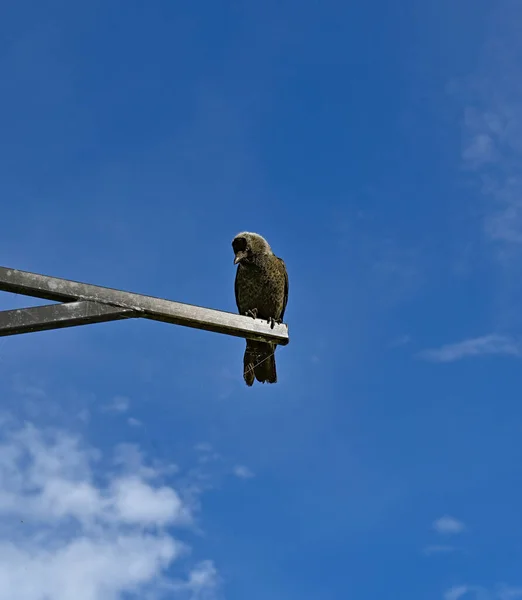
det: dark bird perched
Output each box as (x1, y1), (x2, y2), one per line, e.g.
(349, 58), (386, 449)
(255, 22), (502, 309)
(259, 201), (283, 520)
(232, 232), (289, 386)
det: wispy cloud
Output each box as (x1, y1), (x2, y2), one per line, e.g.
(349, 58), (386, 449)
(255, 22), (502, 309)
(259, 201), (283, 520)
(498, 586), (522, 600)
(169, 560), (220, 598)
(102, 395), (130, 413)
(445, 585), (473, 600)
(233, 465), (255, 479)
(423, 544), (455, 556)
(77, 409), (90, 424)
(443, 585), (522, 600)
(455, 2), (522, 254)
(389, 334), (412, 348)
(194, 443), (213, 453)
(433, 516), (466, 535)
(12, 374), (46, 399)
(419, 335), (522, 362)
(462, 128), (497, 168)
(194, 443), (221, 465)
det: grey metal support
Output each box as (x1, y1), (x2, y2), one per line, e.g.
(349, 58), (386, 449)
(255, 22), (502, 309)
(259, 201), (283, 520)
(0, 266), (289, 345)
(0, 301), (136, 337)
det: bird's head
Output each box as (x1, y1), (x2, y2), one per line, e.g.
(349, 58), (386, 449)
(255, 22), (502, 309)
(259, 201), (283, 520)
(232, 232), (272, 265)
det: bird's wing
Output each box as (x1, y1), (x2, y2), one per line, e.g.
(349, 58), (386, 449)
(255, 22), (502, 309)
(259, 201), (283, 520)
(278, 257), (289, 320)
(234, 265), (242, 313)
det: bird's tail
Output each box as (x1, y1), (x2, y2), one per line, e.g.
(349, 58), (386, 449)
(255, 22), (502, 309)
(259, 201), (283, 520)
(243, 340), (277, 386)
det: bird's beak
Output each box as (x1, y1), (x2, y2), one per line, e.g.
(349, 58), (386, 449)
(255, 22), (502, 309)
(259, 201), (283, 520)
(234, 251), (247, 265)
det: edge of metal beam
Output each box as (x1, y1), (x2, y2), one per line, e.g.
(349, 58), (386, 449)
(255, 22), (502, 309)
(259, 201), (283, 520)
(0, 266), (289, 345)
(0, 301), (136, 337)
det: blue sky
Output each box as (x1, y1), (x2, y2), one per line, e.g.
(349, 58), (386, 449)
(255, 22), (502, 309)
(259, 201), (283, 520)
(1, 1), (522, 598)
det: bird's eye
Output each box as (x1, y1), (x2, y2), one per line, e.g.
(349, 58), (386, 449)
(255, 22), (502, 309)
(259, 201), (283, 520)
(232, 237), (247, 252)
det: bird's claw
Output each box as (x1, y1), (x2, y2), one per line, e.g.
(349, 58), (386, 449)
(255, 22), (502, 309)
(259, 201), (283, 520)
(246, 308), (258, 319)
(267, 317), (282, 329)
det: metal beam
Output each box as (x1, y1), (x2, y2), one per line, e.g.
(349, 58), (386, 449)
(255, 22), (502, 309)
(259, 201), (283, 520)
(0, 266), (289, 345)
(0, 301), (136, 337)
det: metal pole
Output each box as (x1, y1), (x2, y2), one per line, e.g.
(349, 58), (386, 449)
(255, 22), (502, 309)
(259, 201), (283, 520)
(0, 266), (289, 345)
(0, 301), (135, 337)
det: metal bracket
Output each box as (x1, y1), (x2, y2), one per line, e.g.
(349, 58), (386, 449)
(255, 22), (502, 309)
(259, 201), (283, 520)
(0, 266), (289, 345)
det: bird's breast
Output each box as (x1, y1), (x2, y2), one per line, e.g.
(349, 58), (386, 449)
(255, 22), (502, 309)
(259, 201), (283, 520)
(236, 263), (285, 320)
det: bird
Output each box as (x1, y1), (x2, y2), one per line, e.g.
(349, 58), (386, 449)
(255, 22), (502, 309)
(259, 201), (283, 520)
(232, 231), (289, 386)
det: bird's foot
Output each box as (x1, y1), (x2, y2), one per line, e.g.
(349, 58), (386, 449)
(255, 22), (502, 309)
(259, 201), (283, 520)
(245, 308), (258, 319)
(267, 317), (282, 329)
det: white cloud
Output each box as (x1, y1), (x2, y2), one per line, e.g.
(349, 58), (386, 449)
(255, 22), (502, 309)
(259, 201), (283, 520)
(443, 585), (522, 600)
(461, 99), (522, 246)
(457, 2), (522, 251)
(0, 535), (180, 600)
(194, 443), (213, 452)
(111, 476), (190, 527)
(445, 586), (473, 600)
(178, 560), (220, 599)
(0, 420), (218, 600)
(160, 560), (219, 600)
(433, 516), (466, 535)
(0, 424), (188, 528)
(462, 131), (497, 167)
(102, 395), (130, 413)
(233, 465), (255, 479)
(419, 335), (521, 362)
(498, 586), (522, 600)
(128, 417), (142, 427)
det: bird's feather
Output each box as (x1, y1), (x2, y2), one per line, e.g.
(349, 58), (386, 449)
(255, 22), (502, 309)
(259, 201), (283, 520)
(232, 232), (288, 386)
